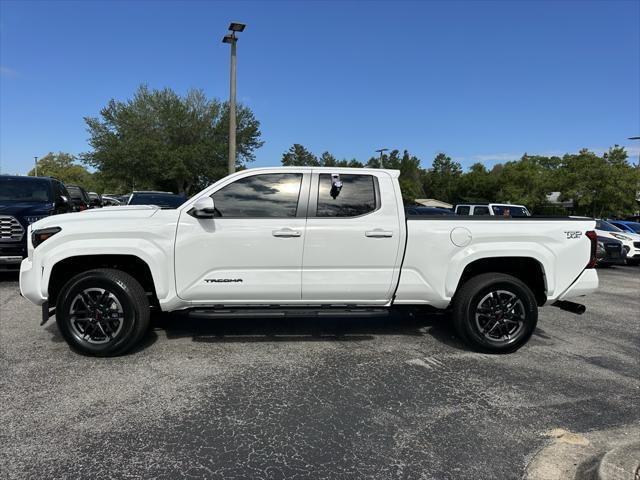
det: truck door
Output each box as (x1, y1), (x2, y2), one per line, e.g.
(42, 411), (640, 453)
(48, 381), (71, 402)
(301, 171), (404, 304)
(174, 171), (310, 303)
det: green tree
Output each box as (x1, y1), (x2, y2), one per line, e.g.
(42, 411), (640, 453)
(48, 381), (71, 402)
(282, 144), (319, 166)
(281, 145), (364, 168)
(365, 149), (424, 202)
(28, 152), (96, 190)
(493, 155), (553, 213)
(560, 147), (639, 217)
(458, 162), (498, 203)
(82, 85), (263, 195)
(423, 153), (462, 203)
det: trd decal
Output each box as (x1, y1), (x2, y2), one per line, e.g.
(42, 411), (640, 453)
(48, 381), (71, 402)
(564, 231), (582, 239)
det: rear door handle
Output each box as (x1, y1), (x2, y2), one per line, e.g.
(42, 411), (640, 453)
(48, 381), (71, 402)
(365, 229), (393, 238)
(272, 228), (302, 238)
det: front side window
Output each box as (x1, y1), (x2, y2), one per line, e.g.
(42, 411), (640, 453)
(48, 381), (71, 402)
(212, 173), (302, 217)
(316, 174), (377, 217)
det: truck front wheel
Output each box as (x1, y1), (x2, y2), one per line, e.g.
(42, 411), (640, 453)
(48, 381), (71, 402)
(55, 269), (150, 357)
(452, 273), (538, 353)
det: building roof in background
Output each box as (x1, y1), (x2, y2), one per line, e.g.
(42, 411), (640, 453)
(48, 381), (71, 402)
(414, 198), (453, 209)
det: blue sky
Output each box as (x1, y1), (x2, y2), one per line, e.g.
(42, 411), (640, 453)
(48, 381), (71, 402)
(1, 0), (639, 175)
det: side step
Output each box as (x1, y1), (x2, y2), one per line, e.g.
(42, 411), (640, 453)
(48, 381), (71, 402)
(187, 307), (391, 319)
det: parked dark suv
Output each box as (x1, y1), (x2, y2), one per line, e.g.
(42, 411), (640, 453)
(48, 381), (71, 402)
(0, 175), (74, 270)
(65, 184), (92, 211)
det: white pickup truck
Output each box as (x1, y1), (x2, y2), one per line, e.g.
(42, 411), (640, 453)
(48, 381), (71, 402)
(20, 167), (599, 356)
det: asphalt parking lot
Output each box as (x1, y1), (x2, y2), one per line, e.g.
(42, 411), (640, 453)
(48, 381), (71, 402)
(1, 267), (639, 480)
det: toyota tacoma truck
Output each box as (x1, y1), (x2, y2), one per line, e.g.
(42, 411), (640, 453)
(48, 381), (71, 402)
(19, 167), (599, 356)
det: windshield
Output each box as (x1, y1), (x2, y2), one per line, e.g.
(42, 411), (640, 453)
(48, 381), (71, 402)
(129, 193), (185, 208)
(612, 221), (640, 234)
(491, 205), (530, 217)
(0, 177), (52, 203)
(596, 220), (623, 232)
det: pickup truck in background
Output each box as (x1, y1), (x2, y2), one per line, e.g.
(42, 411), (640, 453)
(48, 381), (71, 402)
(1, 175), (74, 270)
(454, 203), (531, 217)
(19, 168), (599, 356)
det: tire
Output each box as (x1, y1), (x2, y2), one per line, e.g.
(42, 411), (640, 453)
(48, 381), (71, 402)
(452, 273), (538, 354)
(55, 269), (150, 357)
(626, 259), (640, 266)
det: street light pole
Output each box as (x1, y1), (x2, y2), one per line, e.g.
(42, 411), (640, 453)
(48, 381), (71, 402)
(223, 22), (246, 175)
(34, 156), (38, 176)
(375, 148), (389, 169)
(629, 136), (640, 168)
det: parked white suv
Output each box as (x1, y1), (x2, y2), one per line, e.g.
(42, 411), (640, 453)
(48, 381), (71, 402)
(20, 168), (598, 356)
(454, 203), (531, 216)
(595, 219), (640, 265)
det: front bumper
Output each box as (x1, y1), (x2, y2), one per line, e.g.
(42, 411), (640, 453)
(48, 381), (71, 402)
(0, 255), (23, 270)
(558, 269), (599, 301)
(19, 257), (47, 305)
(0, 241), (26, 270)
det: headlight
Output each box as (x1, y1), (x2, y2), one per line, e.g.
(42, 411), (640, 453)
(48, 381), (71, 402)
(25, 215), (49, 224)
(610, 233), (631, 241)
(32, 227), (61, 248)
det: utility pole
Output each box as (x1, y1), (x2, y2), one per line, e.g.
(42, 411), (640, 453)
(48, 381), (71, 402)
(630, 137), (640, 212)
(375, 148), (389, 169)
(34, 156), (38, 176)
(630, 137), (640, 168)
(223, 22), (246, 174)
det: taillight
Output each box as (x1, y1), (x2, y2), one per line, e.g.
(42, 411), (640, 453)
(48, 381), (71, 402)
(585, 230), (597, 268)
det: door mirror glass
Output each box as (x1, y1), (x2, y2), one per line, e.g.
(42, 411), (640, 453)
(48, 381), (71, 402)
(190, 196), (216, 219)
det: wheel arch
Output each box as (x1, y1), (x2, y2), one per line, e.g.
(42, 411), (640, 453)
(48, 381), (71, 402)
(453, 256), (548, 306)
(47, 254), (159, 307)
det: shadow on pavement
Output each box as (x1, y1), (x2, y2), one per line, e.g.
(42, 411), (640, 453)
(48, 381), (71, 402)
(0, 271), (19, 283)
(149, 309), (467, 351)
(42, 307), (467, 354)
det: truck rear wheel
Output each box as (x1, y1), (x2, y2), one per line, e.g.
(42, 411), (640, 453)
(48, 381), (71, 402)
(55, 269), (150, 357)
(452, 273), (537, 353)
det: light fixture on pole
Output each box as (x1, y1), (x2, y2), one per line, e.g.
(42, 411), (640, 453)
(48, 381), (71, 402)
(222, 22), (246, 174)
(375, 148), (389, 168)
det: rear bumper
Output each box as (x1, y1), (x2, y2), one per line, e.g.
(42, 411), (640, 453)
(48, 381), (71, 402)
(558, 269), (599, 301)
(19, 257), (47, 305)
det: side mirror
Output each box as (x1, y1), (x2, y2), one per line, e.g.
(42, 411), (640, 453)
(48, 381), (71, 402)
(190, 196), (216, 219)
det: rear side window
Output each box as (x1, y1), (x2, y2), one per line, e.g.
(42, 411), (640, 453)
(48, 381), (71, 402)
(473, 206), (490, 215)
(492, 205), (530, 217)
(456, 206), (470, 215)
(316, 174), (377, 217)
(212, 173), (302, 217)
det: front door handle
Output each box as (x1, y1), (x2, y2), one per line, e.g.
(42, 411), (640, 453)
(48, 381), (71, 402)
(272, 228), (302, 238)
(365, 229), (393, 238)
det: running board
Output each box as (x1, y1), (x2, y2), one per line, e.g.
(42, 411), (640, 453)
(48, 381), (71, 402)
(187, 307), (391, 319)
